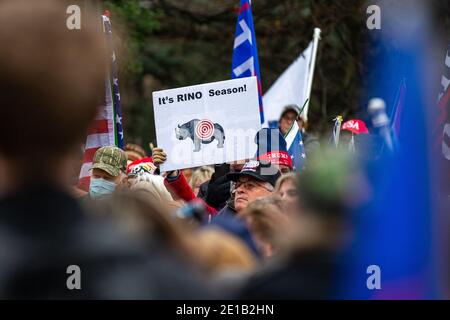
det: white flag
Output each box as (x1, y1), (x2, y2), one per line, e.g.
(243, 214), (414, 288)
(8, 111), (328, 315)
(262, 42), (313, 127)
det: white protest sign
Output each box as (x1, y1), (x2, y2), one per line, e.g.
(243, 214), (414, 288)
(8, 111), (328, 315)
(152, 77), (261, 171)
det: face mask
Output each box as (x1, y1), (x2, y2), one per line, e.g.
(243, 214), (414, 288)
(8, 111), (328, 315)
(89, 178), (116, 199)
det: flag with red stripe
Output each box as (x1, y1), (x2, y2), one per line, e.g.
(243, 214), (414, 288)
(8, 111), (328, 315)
(77, 14), (124, 191)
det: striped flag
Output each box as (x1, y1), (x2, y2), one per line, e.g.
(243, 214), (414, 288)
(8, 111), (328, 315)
(77, 14), (124, 191)
(284, 121), (306, 171)
(232, 0), (264, 124)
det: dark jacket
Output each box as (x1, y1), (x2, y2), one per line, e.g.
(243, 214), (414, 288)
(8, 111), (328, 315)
(238, 249), (337, 300)
(203, 164), (232, 211)
(216, 201), (236, 218)
(303, 131), (320, 157)
(0, 185), (211, 299)
(212, 204), (260, 257)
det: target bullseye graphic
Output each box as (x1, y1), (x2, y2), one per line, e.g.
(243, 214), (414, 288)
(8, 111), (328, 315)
(195, 119), (214, 140)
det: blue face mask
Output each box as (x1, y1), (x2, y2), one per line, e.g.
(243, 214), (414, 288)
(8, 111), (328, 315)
(89, 178), (116, 199)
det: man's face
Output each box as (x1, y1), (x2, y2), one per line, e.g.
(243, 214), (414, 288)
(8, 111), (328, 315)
(234, 176), (273, 213)
(279, 110), (297, 135)
(91, 168), (122, 184)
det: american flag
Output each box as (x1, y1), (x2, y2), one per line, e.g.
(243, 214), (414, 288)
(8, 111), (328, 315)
(231, 0), (264, 124)
(77, 14), (124, 191)
(284, 121), (306, 171)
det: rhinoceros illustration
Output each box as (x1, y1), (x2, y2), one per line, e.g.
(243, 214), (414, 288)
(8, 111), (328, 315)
(175, 119), (225, 152)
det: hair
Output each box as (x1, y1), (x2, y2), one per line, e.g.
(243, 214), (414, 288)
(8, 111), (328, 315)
(0, 0), (106, 178)
(188, 166), (214, 191)
(125, 143), (147, 161)
(130, 176), (175, 205)
(88, 190), (194, 261)
(89, 190), (254, 273)
(192, 228), (256, 275)
(280, 105), (299, 117)
(239, 196), (287, 254)
(274, 172), (297, 193)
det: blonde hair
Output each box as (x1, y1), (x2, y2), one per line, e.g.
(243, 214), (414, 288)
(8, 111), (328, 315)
(188, 166), (214, 190)
(240, 196), (288, 256)
(274, 172), (297, 193)
(193, 228), (256, 274)
(130, 175), (174, 204)
(91, 190), (195, 262)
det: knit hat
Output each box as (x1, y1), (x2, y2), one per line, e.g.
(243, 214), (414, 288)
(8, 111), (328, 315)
(126, 157), (154, 175)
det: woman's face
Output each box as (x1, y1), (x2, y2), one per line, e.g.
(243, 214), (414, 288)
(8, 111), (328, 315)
(193, 176), (209, 196)
(278, 180), (298, 212)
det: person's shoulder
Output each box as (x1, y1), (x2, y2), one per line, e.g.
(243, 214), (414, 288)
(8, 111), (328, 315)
(216, 205), (236, 217)
(303, 131), (319, 142)
(0, 211), (213, 299)
(238, 250), (336, 299)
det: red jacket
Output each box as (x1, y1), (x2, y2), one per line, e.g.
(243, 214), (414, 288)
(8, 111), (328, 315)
(164, 172), (217, 216)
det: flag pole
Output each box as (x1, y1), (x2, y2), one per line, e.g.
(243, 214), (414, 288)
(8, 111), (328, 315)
(332, 115), (343, 147)
(349, 132), (355, 153)
(302, 27), (321, 123)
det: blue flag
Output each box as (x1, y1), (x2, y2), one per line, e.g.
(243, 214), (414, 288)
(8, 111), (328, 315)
(232, 0), (264, 124)
(284, 122), (306, 171)
(337, 2), (440, 299)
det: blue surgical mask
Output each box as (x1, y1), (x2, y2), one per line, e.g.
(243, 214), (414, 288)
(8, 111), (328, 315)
(89, 178), (116, 199)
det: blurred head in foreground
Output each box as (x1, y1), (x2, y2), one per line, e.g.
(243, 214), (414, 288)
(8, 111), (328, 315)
(287, 146), (370, 253)
(240, 196), (288, 258)
(193, 228), (257, 276)
(0, 0), (106, 195)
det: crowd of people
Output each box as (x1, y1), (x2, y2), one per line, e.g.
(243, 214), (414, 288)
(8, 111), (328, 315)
(0, 0), (367, 299)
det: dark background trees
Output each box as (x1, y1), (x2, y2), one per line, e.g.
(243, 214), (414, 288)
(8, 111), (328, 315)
(100, 0), (450, 153)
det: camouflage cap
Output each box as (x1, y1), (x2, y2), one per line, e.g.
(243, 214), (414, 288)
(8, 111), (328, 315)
(92, 146), (127, 177)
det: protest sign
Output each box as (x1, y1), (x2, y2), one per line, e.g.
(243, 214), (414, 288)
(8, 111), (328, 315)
(152, 77), (261, 171)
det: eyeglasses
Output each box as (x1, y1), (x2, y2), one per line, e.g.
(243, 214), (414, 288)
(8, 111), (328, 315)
(235, 180), (274, 192)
